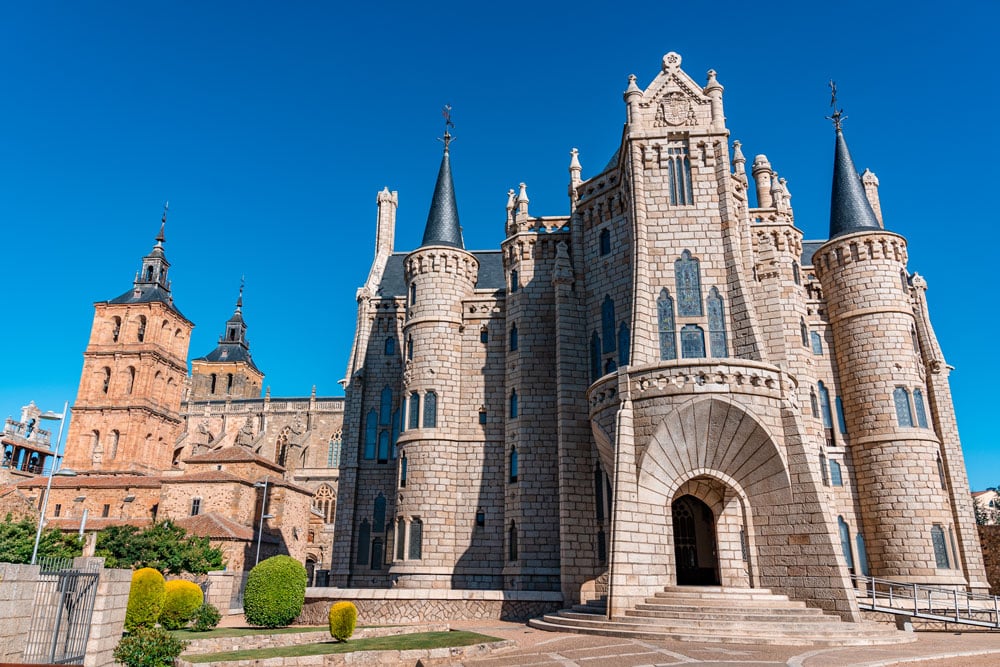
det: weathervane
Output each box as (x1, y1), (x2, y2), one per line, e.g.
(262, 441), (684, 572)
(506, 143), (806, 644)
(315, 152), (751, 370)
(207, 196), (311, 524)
(157, 200), (169, 243)
(826, 80), (846, 131)
(440, 105), (455, 149)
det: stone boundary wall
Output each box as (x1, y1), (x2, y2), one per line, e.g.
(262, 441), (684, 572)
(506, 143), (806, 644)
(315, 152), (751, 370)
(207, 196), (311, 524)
(978, 525), (1000, 595)
(300, 588), (562, 624)
(182, 623), (449, 655)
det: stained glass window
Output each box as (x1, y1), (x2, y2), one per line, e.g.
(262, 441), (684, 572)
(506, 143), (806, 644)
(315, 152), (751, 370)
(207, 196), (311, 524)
(327, 434), (341, 467)
(618, 322), (630, 367)
(396, 518), (405, 559)
(364, 410), (377, 460)
(384, 337), (395, 355)
(380, 387), (393, 425)
(835, 397), (847, 434)
(811, 331), (823, 355)
(408, 392), (420, 429)
(818, 382), (833, 429)
(675, 251), (703, 316)
(830, 459), (843, 486)
(707, 287), (727, 358)
(838, 517), (854, 570)
(509, 325), (518, 352)
(373, 494), (386, 529)
(681, 324), (705, 359)
(792, 261), (801, 285)
(665, 145), (693, 206)
(657, 289), (677, 360)
(509, 447), (518, 483)
(894, 387), (913, 427)
(510, 269), (519, 293)
(931, 524), (950, 568)
(602, 296), (616, 353)
(408, 518), (422, 560)
(423, 391), (437, 428)
(599, 229), (611, 255)
(357, 520), (371, 564)
(509, 390), (518, 419)
(913, 388), (928, 428)
(377, 431), (389, 463)
(856, 533), (870, 576)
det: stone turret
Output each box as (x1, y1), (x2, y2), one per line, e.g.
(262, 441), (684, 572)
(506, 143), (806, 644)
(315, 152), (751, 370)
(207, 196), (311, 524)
(814, 125), (964, 586)
(751, 155), (774, 209)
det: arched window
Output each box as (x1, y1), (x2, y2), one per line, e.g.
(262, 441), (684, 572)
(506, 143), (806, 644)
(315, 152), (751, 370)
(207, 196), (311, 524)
(423, 391), (437, 428)
(480, 326), (488, 344)
(707, 287), (727, 358)
(599, 228), (611, 255)
(313, 484), (336, 523)
(409, 282), (416, 305)
(226, 373), (234, 394)
(800, 318), (809, 347)
(590, 331), (601, 382)
(370, 538), (383, 569)
(408, 518), (422, 560)
(327, 433), (342, 467)
(894, 387), (913, 427)
(406, 335), (413, 361)
(509, 324), (518, 352)
(657, 288), (677, 360)
(508, 520), (518, 561)
(396, 518), (406, 559)
(509, 390), (518, 419)
(900, 270), (909, 293)
(792, 261), (801, 285)
(408, 392), (420, 429)
(111, 317), (121, 342)
(675, 251), (703, 316)
(856, 533), (870, 576)
(936, 453), (947, 490)
(829, 459), (843, 486)
(102, 367), (111, 394)
(818, 382), (833, 428)
(664, 144), (693, 205)
(604, 359), (616, 374)
(809, 388), (819, 418)
(357, 520), (371, 564)
(835, 397), (848, 434)
(913, 388), (928, 428)
(126, 367), (135, 395)
(931, 524), (950, 568)
(276, 433), (289, 467)
(617, 322), (630, 367)
(377, 431), (389, 463)
(911, 326), (920, 354)
(680, 324), (705, 358)
(109, 430), (120, 460)
(384, 337), (395, 355)
(373, 494), (386, 530)
(838, 517), (854, 571)
(509, 447), (518, 483)
(597, 528), (607, 564)
(364, 410), (377, 459)
(379, 387), (393, 425)
(601, 296), (616, 353)
(209, 373), (217, 394)
(137, 315), (147, 342)
(811, 331), (823, 355)
(510, 269), (519, 293)
(400, 452), (408, 488)
(91, 430), (101, 460)
(820, 453), (829, 485)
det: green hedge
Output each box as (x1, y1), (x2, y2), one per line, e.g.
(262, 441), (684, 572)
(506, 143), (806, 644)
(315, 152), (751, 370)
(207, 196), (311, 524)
(113, 626), (188, 667)
(159, 579), (204, 630)
(124, 568), (166, 632)
(242, 556), (307, 628)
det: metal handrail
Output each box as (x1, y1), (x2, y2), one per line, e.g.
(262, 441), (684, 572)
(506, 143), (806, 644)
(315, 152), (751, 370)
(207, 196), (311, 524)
(852, 574), (1000, 629)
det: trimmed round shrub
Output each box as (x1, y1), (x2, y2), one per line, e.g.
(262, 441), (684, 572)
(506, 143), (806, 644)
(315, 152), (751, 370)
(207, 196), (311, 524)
(242, 555), (307, 628)
(328, 601), (357, 642)
(158, 580), (204, 630)
(190, 602), (222, 632)
(113, 626), (187, 667)
(125, 568), (166, 632)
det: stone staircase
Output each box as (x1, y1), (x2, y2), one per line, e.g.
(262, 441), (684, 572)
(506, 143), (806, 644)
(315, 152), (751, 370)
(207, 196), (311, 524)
(528, 586), (915, 646)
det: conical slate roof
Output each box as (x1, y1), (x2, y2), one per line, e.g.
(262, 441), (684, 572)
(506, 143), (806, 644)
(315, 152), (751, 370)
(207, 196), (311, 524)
(420, 138), (463, 249)
(829, 128), (882, 239)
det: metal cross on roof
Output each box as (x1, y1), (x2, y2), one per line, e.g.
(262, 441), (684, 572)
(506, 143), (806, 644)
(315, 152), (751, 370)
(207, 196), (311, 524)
(826, 80), (846, 131)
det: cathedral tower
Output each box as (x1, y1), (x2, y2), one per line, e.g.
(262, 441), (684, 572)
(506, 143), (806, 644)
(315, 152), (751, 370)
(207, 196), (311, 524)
(62, 211), (193, 473)
(189, 283), (264, 401)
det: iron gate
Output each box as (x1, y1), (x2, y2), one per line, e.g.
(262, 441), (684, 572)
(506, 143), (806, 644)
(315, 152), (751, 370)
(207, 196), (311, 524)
(22, 558), (100, 665)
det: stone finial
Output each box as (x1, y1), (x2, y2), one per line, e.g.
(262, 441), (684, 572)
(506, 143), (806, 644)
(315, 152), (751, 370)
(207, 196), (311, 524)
(704, 69), (723, 92)
(780, 177), (792, 209)
(625, 74), (641, 96)
(732, 141), (746, 166)
(377, 186), (395, 203)
(661, 52), (682, 72)
(506, 188), (516, 211)
(771, 171), (784, 211)
(516, 182), (529, 218)
(751, 155), (774, 209)
(861, 168), (879, 186)
(861, 168), (883, 227)
(569, 148), (582, 176)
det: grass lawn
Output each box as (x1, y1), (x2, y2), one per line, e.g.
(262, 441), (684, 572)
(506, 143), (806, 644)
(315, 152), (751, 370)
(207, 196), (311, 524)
(183, 630), (500, 662)
(171, 626), (327, 640)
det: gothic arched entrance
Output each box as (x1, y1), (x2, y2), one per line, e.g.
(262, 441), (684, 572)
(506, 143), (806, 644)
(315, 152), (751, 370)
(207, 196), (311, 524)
(672, 494), (720, 586)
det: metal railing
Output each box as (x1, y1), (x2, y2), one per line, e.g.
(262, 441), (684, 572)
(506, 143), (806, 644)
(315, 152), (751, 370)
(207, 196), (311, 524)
(22, 560), (100, 664)
(853, 574), (1000, 629)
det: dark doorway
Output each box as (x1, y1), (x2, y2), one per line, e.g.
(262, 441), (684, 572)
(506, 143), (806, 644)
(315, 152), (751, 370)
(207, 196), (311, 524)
(672, 495), (720, 585)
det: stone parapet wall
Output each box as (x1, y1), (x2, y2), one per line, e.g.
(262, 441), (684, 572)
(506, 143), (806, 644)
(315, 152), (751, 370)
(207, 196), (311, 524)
(978, 525), (1000, 595)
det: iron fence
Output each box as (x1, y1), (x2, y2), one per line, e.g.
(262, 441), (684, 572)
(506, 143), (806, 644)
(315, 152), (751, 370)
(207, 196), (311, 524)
(22, 560), (100, 664)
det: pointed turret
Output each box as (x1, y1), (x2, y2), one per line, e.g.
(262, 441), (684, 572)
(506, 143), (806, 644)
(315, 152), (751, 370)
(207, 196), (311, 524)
(829, 128), (882, 238)
(420, 131), (463, 249)
(194, 282), (260, 374)
(189, 281), (263, 401)
(107, 203), (185, 316)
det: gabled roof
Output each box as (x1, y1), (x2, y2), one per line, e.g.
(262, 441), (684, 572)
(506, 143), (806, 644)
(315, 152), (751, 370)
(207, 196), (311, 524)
(174, 512), (254, 541)
(183, 446), (284, 472)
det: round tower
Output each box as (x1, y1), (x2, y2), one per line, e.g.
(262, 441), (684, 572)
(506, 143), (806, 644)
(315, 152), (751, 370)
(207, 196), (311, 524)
(391, 131), (481, 588)
(814, 125), (963, 585)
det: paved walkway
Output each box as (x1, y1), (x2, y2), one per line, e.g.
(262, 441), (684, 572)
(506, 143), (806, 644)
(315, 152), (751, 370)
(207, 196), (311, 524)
(447, 621), (1000, 667)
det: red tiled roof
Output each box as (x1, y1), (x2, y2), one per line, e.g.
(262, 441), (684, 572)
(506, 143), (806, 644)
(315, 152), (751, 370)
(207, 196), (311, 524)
(162, 470), (245, 484)
(184, 446), (284, 471)
(47, 517), (151, 531)
(174, 512), (254, 541)
(17, 474), (162, 490)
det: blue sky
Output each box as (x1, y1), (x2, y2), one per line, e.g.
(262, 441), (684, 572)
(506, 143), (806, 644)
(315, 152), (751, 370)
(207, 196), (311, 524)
(1, 2), (996, 488)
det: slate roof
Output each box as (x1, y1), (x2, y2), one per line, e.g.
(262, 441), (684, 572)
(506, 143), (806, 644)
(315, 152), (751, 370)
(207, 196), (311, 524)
(376, 251), (504, 298)
(420, 146), (463, 249)
(829, 128), (883, 239)
(193, 343), (261, 372)
(107, 284), (189, 321)
(801, 240), (826, 267)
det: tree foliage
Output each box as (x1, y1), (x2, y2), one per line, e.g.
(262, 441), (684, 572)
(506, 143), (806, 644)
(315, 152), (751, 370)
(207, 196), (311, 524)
(0, 513), (82, 563)
(974, 487), (1000, 526)
(94, 521), (223, 574)
(243, 555), (307, 627)
(113, 626), (187, 667)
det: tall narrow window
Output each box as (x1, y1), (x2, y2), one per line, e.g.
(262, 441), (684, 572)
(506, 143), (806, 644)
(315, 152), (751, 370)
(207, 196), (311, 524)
(370, 538), (383, 569)
(664, 144), (693, 205)
(911, 326), (920, 354)
(707, 287), (728, 358)
(931, 524), (950, 568)
(835, 397), (848, 434)
(604, 359), (616, 374)
(409, 282), (416, 305)
(191, 498), (201, 516)
(509, 390), (518, 419)
(936, 453), (947, 490)
(599, 228), (611, 255)
(379, 387), (393, 425)
(597, 528), (607, 564)
(109, 430), (120, 460)
(617, 322), (630, 367)
(391, 411), (399, 458)
(590, 332), (601, 382)
(894, 387), (913, 427)
(408, 518), (422, 560)
(396, 518), (406, 559)
(809, 388), (819, 418)
(406, 336), (413, 361)
(408, 392), (420, 429)
(373, 494), (386, 531)
(112, 317), (121, 342)
(509, 324), (518, 351)
(811, 331), (824, 355)
(400, 452), (408, 488)
(226, 373), (234, 394)
(838, 516), (854, 571)
(377, 431), (389, 463)
(856, 533), (870, 576)
(509, 447), (518, 483)
(102, 504), (110, 518)
(126, 367), (135, 395)
(829, 459), (843, 486)
(818, 382), (833, 429)
(680, 324), (705, 359)
(510, 269), (519, 293)
(357, 520), (371, 564)
(384, 337), (395, 355)
(137, 315), (147, 342)
(102, 367), (111, 394)
(675, 251), (703, 316)
(792, 261), (801, 285)
(800, 318), (809, 347)
(327, 434), (342, 468)
(508, 521), (518, 561)
(657, 289), (677, 360)
(900, 270), (908, 293)
(313, 484), (336, 523)
(594, 466), (605, 521)
(480, 326), (488, 344)
(913, 388), (928, 428)
(210, 373), (217, 394)
(601, 296), (616, 353)
(364, 410), (377, 459)
(423, 391), (437, 428)
(820, 453), (829, 485)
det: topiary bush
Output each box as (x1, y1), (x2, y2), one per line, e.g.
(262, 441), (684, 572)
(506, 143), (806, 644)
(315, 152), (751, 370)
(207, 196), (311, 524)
(242, 555), (307, 628)
(158, 580), (204, 630)
(328, 601), (357, 642)
(113, 626), (187, 667)
(189, 602), (222, 632)
(124, 568), (166, 632)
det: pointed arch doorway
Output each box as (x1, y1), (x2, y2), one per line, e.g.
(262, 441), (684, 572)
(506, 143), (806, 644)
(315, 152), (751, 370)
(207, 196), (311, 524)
(672, 494), (720, 586)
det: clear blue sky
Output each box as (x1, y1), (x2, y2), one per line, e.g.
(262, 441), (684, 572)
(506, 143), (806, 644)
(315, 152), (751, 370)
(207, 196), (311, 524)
(1, 2), (995, 488)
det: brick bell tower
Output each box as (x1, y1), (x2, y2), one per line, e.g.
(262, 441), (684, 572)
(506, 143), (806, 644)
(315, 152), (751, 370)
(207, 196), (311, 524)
(62, 206), (194, 473)
(188, 281), (264, 402)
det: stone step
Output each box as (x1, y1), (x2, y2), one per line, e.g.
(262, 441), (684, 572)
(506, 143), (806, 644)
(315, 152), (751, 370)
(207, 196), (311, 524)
(660, 585), (783, 598)
(611, 613), (854, 631)
(647, 593), (807, 608)
(570, 603), (607, 615)
(625, 606), (829, 622)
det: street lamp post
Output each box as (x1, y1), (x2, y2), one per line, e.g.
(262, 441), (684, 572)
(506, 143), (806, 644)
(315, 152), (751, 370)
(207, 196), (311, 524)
(253, 479), (275, 567)
(31, 401), (76, 565)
